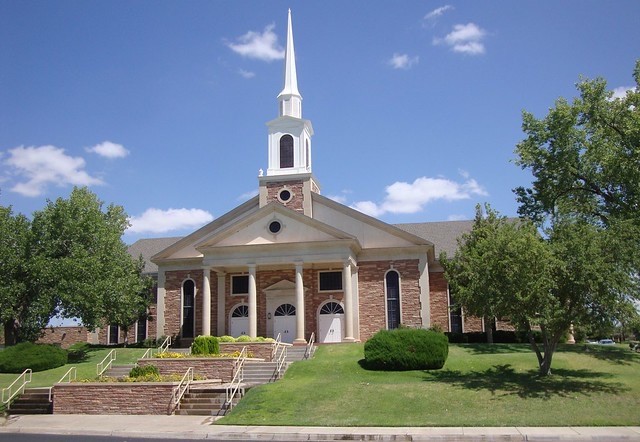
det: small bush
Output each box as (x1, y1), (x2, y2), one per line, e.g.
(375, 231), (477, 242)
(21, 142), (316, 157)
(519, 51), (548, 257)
(129, 364), (159, 378)
(364, 328), (448, 371)
(67, 342), (91, 362)
(217, 335), (236, 342)
(191, 336), (220, 355)
(154, 351), (186, 358)
(236, 335), (252, 342)
(0, 342), (68, 373)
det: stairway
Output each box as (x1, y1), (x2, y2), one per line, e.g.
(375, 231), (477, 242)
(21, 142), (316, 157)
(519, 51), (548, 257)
(7, 388), (52, 415)
(175, 384), (242, 416)
(104, 363), (136, 378)
(285, 345), (314, 363)
(242, 361), (281, 385)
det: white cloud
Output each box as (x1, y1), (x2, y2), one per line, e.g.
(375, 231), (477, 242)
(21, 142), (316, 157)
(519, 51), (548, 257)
(226, 24), (284, 62)
(424, 5), (453, 22)
(327, 194), (348, 204)
(434, 23), (487, 55)
(3, 145), (103, 197)
(447, 214), (468, 221)
(237, 189), (259, 200)
(86, 141), (129, 159)
(388, 53), (419, 70)
(238, 69), (256, 79)
(350, 175), (488, 217)
(611, 86), (633, 100)
(127, 208), (214, 234)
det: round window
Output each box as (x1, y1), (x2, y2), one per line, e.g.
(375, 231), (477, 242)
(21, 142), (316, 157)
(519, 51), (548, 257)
(268, 220), (282, 234)
(278, 189), (292, 202)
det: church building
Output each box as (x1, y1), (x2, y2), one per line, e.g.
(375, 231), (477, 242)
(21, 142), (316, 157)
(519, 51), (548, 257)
(130, 11), (484, 346)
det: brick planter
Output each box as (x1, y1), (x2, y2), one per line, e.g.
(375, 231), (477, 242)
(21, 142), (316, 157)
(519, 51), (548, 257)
(53, 382), (177, 415)
(219, 342), (275, 361)
(138, 357), (263, 382)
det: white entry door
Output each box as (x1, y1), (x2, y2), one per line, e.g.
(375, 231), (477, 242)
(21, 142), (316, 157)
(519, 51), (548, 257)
(230, 305), (249, 337)
(273, 303), (296, 344)
(318, 302), (344, 343)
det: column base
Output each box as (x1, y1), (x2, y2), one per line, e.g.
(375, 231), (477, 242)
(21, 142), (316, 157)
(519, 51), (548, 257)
(343, 337), (356, 343)
(293, 338), (307, 345)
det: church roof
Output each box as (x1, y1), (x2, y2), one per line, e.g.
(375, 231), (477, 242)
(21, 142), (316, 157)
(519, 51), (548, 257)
(128, 236), (183, 274)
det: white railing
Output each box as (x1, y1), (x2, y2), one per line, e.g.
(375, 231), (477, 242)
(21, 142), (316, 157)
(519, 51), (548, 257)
(141, 347), (154, 359)
(304, 332), (316, 360)
(48, 366), (77, 402)
(271, 333), (282, 360)
(96, 349), (117, 376)
(1, 369), (32, 409)
(275, 342), (292, 379)
(158, 336), (172, 354)
(170, 367), (194, 413)
(226, 346), (247, 410)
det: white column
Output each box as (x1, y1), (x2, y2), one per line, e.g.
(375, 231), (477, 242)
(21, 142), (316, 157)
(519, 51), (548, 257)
(294, 262), (306, 344)
(202, 268), (211, 336)
(156, 270), (166, 339)
(248, 264), (257, 339)
(343, 261), (355, 342)
(217, 272), (226, 336)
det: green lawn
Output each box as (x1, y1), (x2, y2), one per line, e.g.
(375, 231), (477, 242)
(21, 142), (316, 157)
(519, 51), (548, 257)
(220, 343), (640, 427)
(0, 347), (147, 389)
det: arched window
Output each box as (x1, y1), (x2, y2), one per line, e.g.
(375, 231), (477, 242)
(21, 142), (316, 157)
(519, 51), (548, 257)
(320, 301), (344, 315)
(385, 270), (401, 330)
(280, 135), (294, 168)
(305, 139), (310, 170)
(182, 279), (195, 338)
(275, 303), (296, 316)
(449, 287), (463, 333)
(232, 305), (249, 318)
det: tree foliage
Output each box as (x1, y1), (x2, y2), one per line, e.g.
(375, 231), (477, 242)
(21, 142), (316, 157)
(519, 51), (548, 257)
(1, 187), (152, 344)
(514, 60), (640, 229)
(442, 205), (639, 376)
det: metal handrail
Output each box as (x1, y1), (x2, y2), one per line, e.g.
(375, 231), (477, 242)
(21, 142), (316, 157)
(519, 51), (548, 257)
(141, 347), (154, 359)
(48, 366), (77, 402)
(226, 346), (247, 410)
(304, 332), (316, 359)
(275, 342), (292, 378)
(1, 369), (32, 408)
(96, 349), (117, 376)
(271, 333), (281, 360)
(158, 336), (172, 354)
(171, 367), (194, 413)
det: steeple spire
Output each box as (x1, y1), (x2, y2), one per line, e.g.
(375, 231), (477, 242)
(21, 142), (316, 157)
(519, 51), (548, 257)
(277, 9), (302, 118)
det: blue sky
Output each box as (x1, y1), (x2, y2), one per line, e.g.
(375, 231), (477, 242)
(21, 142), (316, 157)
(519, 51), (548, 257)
(1, 1), (639, 244)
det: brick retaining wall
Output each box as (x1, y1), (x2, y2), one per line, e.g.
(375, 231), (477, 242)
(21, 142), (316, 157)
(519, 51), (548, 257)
(53, 383), (177, 415)
(219, 342), (274, 361)
(138, 357), (250, 382)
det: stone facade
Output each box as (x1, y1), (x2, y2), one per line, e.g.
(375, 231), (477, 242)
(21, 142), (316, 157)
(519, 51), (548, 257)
(266, 180), (305, 213)
(138, 358), (238, 382)
(36, 326), (89, 349)
(53, 383), (176, 415)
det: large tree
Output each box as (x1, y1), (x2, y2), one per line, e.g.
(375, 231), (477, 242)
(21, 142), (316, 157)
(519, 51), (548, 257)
(1, 187), (151, 344)
(514, 59), (640, 228)
(442, 205), (639, 376)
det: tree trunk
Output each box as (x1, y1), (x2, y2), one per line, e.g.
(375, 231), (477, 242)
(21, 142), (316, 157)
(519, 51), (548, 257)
(484, 317), (494, 344)
(3, 319), (18, 346)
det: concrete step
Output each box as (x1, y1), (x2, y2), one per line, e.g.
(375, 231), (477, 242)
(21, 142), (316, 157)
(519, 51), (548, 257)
(176, 385), (242, 416)
(8, 388), (52, 415)
(104, 364), (136, 378)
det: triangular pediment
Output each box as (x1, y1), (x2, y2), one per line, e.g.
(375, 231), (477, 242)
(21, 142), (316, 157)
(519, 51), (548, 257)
(264, 280), (296, 292)
(195, 202), (356, 251)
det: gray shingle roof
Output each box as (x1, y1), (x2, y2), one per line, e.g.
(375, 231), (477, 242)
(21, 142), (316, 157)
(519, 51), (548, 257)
(128, 237), (183, 274)
(394, 220), (474, 258)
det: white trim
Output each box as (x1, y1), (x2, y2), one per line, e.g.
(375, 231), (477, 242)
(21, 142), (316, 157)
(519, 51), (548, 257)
(229, 302), (250, 337)
(317, 300), (345, 343)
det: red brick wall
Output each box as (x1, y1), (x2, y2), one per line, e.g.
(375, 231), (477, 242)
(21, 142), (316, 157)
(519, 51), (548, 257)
(219, 342), (275, 361)
(138, 358), (237, 382)
(53, 383), (176, 415)
(266, 180), (305, 213)
(358, 260), (422, 341)
(429, 272), (449, 331)
(164, 270), (206, 339)
(36, 327), (89, 349)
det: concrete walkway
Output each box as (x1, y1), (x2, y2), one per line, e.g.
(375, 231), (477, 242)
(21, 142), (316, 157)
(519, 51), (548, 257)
(1, 415), (640, 441)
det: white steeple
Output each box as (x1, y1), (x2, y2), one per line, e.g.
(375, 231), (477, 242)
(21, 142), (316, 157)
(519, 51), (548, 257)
(277, 9), (302, 118)
(265, 9), (313, 177)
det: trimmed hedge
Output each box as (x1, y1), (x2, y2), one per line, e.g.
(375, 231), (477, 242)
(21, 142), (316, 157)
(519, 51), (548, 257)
(364, 328), (448, 371)
(0, 342), (68, 373)
(129, 364), (159, 378)
(191, 336), (220, 355)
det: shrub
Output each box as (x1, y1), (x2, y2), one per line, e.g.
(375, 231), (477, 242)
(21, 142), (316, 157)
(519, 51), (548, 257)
(154, 351), (186, 358)
(236, 335), (252, 342)
(129, 364), (159, 378)
(217, 335), (236, 342)
(364, 328), (448, 371)
(67, 342), (91, 362)
(0, 342), (68, 373)
(191, 336), (220, 355)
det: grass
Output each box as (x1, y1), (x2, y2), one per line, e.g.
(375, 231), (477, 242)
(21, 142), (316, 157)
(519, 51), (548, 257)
(220, 343), (640, 427)
(0, 347), (147, 389)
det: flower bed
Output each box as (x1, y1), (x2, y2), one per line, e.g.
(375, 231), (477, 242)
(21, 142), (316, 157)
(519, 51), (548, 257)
(138, 357), (263, 382)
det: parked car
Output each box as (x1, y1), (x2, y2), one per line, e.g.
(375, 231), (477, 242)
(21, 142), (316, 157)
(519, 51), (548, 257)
(598, 339), (615, 345)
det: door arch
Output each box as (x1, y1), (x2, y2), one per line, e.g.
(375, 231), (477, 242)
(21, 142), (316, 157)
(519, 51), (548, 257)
(318, 301), (344, 343)
(230, 304), (249, 337)
(274, 303), (296, 344)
